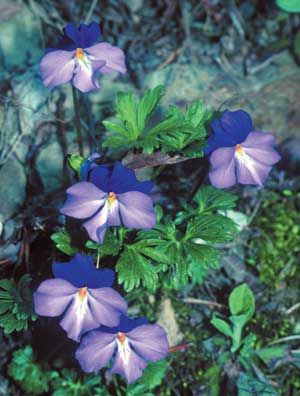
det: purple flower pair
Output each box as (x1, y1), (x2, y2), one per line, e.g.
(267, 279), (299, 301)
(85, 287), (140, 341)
(205, 110), (281, 189)
(60, 161), (156, 244)
(34, 254), (169, 383)
(40, 22), (126, 92)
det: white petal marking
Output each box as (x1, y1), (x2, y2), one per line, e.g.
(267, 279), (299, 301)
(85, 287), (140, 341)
(235, 145), (264, 186)
(116, 335), (131, 366)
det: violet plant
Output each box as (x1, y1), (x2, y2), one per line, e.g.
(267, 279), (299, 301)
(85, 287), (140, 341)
(1, 20), (289, 395)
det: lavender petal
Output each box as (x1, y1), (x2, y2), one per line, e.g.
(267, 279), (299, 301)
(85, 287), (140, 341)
(208, 147), (236, 189)
(34, 278), (76, 317)
(61, 182), (106, 219)
(76, 330), (116, 372)
(83, 201), (109, 243)
(128, 324), (169, 362)
(118, 192), (156, 229)
(88, 287), (128, 327)
(86, 42), (126, 74)
(40, 50), (75, 88)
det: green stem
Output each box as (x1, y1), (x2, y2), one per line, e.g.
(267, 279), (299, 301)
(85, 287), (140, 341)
(72, 86), (84, 155)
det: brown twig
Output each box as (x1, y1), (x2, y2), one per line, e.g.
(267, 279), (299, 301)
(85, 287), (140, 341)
(183, 297), (224, 309)
(157, 47), (183, 70)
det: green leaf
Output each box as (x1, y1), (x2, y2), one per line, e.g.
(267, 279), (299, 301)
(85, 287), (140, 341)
(237, 373), (279, 396)
(185, 102), (213, 128)
(126, 360), (167, 395)
(8, 346), (56, 395)
(187, 243), (220, 284)
(211, 315), (233, 337)
(187, 243), (220, 269)
(0, 275), (36, 334)
(52, 369), (107, 396)
(143, 103), (209, 154)
(86, 230), (121, 258)
(116, 245), (158, 292)
(230, 314), (249, 352)
(137, 85), (164, 131)
(185, 214), (238, 243)
(276, 0), (300, 13)
(255, 346), (287, 368)
(167, 259), (189, 289)
(67, 153), (84, 174)
(193, 186), (238, 213)
(51, 230), (76, 256)
(229, 283), (255, 321)
(103, 86), (164, 149)
(202, 365), (221, 396)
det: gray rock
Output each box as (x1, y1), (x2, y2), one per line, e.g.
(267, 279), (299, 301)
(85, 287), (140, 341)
(143, 49), (300, 143)
(36, 141), (64, 192)
(0, 159), (26, 222)
(0, 67), (50, 167)
(0, 3), (42, 69)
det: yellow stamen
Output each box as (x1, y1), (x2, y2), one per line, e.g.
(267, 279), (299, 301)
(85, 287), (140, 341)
(117, 332), (126, 343)
(78, 286), (88, 300)
(108, 192), (117, 204)
(75, 48), (85, 59)
(235, 144), (244, 155)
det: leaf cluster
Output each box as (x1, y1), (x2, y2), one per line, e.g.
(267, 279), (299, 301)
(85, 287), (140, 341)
(211, 283), (255, 352)
(0, 275), (36, 334)
(8, 346), (56, 395)
(115, 186), (238, 292)
(103, 85), (212, 157)
(51, 369), (109, 396)
(206, 284), (291, 395)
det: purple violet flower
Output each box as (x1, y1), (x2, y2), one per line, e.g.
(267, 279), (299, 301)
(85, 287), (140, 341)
(33, 253), (127, 342)
(205, 109), (281, 189)
(76, 315), (169, 383)
(60, 162), (156, 244)
(40, 22), (126, 93)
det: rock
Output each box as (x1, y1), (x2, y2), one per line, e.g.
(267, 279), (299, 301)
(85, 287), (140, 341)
(0, 3), (43, 69)
(0, 67), (51, 167)
(0, 159), (26, 222)
(11, 67), (50, 164)
(157, 298), (184, 346)
(143, 49), (300, 143)
(36, 141), (64, 192)
(279, 138), (300, 174)
(0, 242), (21, 263)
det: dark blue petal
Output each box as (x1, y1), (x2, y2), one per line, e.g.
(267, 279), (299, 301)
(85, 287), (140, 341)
(80, 153), (101, 180)
(78, 22), (101, 47)
(89, 165), (111, 192)
(110, 162), (154, 194)
(52, 253), (115, 288)
(205, 109), (253, 155)
(64, 23), (81, 46)
(99, 315), (148, 334)
(64, 22), (100, 48)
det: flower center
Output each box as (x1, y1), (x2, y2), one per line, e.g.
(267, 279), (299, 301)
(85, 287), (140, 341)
(235, 144), (244, 155)
(117, 332), (126, 343)
(78, 286), (88, 300)
(75, 48), (85, 59)
(108, 192), (117, 204)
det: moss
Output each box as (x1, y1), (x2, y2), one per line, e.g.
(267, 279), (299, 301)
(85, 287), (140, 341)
(247, 189), (300, 291)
